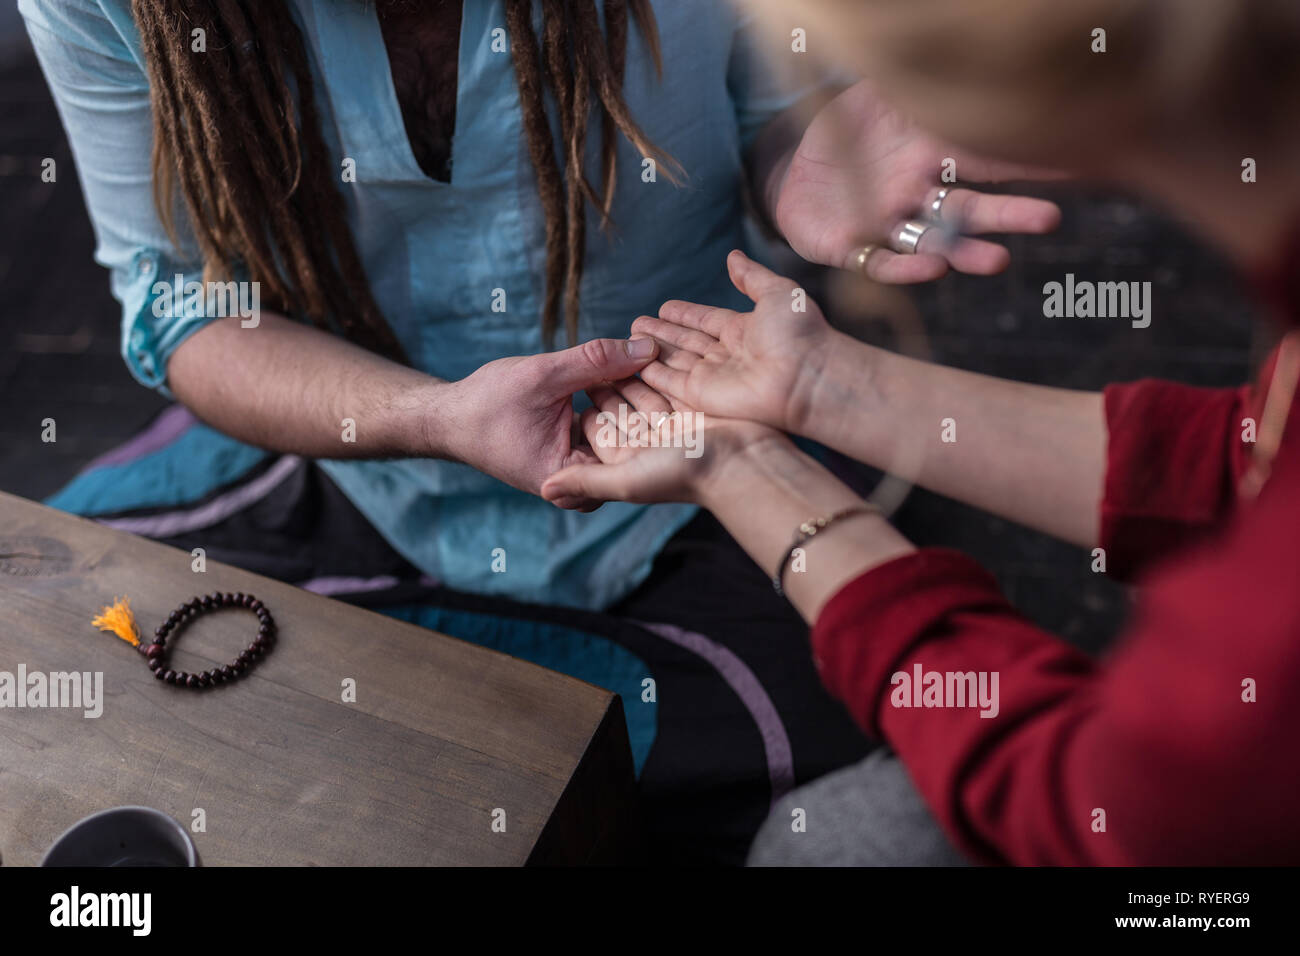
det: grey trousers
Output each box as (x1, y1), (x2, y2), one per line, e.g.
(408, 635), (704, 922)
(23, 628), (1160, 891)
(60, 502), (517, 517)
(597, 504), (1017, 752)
(746, 750), (971, 866)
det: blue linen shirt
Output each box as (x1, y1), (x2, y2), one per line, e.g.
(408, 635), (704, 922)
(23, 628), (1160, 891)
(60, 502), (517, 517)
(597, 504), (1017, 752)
(21, 0), (818, 609)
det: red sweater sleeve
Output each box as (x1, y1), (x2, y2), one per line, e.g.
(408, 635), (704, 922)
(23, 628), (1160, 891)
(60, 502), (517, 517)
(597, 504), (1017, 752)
(811, 432), (1300, 864)
(1100, 379), (1257, 580)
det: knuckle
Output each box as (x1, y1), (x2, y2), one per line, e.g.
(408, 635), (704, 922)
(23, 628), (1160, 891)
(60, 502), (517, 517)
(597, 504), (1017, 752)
(579, 338), (614, 373)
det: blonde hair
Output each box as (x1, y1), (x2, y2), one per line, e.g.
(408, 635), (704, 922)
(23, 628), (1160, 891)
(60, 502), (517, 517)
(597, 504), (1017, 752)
(753, 0), (1300, 166)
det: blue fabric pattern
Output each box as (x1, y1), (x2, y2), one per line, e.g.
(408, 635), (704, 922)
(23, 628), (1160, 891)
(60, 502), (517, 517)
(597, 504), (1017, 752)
(45, 421), (271, 515)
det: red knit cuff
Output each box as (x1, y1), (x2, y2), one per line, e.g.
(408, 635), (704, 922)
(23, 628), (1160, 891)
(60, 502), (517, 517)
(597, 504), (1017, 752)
(1100, 380), (1252, 580)
(810, 548), (1011, 737)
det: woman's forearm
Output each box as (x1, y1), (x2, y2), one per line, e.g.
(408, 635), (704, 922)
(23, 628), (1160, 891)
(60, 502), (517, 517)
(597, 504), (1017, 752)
(799, 333), (1107, 548)
(698, 436), (915, 623)
(166, 313), (453, 460)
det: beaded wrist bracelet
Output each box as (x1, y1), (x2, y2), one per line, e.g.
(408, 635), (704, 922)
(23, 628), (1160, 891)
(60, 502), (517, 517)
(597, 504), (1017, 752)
(772, 505), (881, 597)
(92, 592), (276, 688)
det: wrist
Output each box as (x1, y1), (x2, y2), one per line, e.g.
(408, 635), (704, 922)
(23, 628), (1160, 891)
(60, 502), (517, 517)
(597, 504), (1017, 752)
(409, 378), (463, 461)
(692, 428), (916, 622)
(694, 430), (804, 511)
(794, 331), (884, 446)
(786, 328), (852, 438)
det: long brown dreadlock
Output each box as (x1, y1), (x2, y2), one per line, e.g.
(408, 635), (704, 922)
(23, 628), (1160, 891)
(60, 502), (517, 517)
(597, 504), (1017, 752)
(130, 0), (681, 357)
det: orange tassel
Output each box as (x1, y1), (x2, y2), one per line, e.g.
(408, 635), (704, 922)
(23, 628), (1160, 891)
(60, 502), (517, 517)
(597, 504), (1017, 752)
(92, 596), (141, 648)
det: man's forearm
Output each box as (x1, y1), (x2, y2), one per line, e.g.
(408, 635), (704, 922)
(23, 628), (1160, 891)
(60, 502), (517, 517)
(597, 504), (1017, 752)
(800, 333), (1107, 548)
(166, 312), (455, 461)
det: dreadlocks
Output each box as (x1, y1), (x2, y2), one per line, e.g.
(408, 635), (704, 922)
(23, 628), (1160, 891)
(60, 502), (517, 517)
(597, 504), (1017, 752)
(130, 0), (680, 356)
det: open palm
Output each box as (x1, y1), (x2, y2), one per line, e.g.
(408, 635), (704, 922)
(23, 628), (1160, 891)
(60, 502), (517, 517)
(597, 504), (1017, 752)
(774, 80), (1063, 282)
(542, 376), (780, 509)
(633, 250), (833, 433)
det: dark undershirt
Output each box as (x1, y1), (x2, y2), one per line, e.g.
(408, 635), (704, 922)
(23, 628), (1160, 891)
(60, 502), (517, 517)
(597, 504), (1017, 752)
(376, 0), (462, 183)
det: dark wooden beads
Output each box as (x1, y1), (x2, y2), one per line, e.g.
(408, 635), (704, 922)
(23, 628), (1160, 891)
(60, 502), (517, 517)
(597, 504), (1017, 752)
(140, 591), (275, 690)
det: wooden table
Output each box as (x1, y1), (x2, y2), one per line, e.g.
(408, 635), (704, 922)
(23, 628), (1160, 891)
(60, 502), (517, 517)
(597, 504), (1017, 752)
(0, 492), (639, 865)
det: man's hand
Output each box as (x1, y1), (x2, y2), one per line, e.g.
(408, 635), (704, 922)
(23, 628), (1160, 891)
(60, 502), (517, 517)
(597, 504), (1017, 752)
(772, 80), (1063, 282)
(632, 250), (838, 435)
(541, 376), (784, 509)
(445, 337), (659, 507)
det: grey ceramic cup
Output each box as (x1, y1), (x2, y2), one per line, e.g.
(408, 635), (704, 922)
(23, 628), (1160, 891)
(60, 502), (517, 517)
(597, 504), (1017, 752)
(41, 806), (199, 867)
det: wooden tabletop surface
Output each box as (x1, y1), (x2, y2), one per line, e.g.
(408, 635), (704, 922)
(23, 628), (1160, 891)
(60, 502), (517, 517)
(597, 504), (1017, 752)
(0, 492), (638, 865)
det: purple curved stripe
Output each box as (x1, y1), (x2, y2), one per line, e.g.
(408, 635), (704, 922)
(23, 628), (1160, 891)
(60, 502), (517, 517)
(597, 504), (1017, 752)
(297, 573), (441, 596)
(98, 455), (302, 538)
(299, 574), (402, 596)
(86, 405), (197, 469)
(636, 620), (795, 804)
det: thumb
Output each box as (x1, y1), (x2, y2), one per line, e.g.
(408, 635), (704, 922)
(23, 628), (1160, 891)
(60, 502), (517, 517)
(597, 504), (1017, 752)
(542, 462), (624, 507)
(542, 337), (658, 395)
(727, 249), (796, 303)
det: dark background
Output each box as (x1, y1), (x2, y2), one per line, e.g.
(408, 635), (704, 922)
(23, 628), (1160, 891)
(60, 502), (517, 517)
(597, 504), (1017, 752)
(0, 15), (1263, 653)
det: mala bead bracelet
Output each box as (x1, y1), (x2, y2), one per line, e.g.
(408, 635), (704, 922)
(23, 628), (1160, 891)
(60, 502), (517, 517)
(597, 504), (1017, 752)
(142, 592), (276, 688)
(91, 592), (275, 689)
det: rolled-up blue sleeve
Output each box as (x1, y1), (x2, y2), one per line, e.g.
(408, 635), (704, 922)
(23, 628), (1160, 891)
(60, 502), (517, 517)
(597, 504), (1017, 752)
(20, 0), (218, 392)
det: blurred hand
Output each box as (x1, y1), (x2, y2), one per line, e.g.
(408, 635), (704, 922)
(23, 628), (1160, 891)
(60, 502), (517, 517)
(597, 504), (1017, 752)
(447, 337), (658, 508)
(541, 376), (783, 509)
(632, 250), (835, 434)
(773, 80), (1063, 282)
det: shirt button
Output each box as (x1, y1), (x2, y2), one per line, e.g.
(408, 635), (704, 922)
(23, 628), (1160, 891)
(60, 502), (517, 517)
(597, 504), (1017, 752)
(138, 255), (155, 275)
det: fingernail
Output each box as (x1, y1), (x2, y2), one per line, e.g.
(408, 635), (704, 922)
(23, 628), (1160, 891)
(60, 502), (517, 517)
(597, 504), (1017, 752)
(626, 337), (655, 359)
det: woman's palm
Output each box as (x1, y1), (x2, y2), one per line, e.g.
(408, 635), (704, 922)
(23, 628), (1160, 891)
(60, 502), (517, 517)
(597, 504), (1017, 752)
(687, 294), (829, 429)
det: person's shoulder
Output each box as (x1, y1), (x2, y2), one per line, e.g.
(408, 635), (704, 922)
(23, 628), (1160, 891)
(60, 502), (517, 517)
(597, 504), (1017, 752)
(19, 0), (143, 67)
(19, 0), (123, 28)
